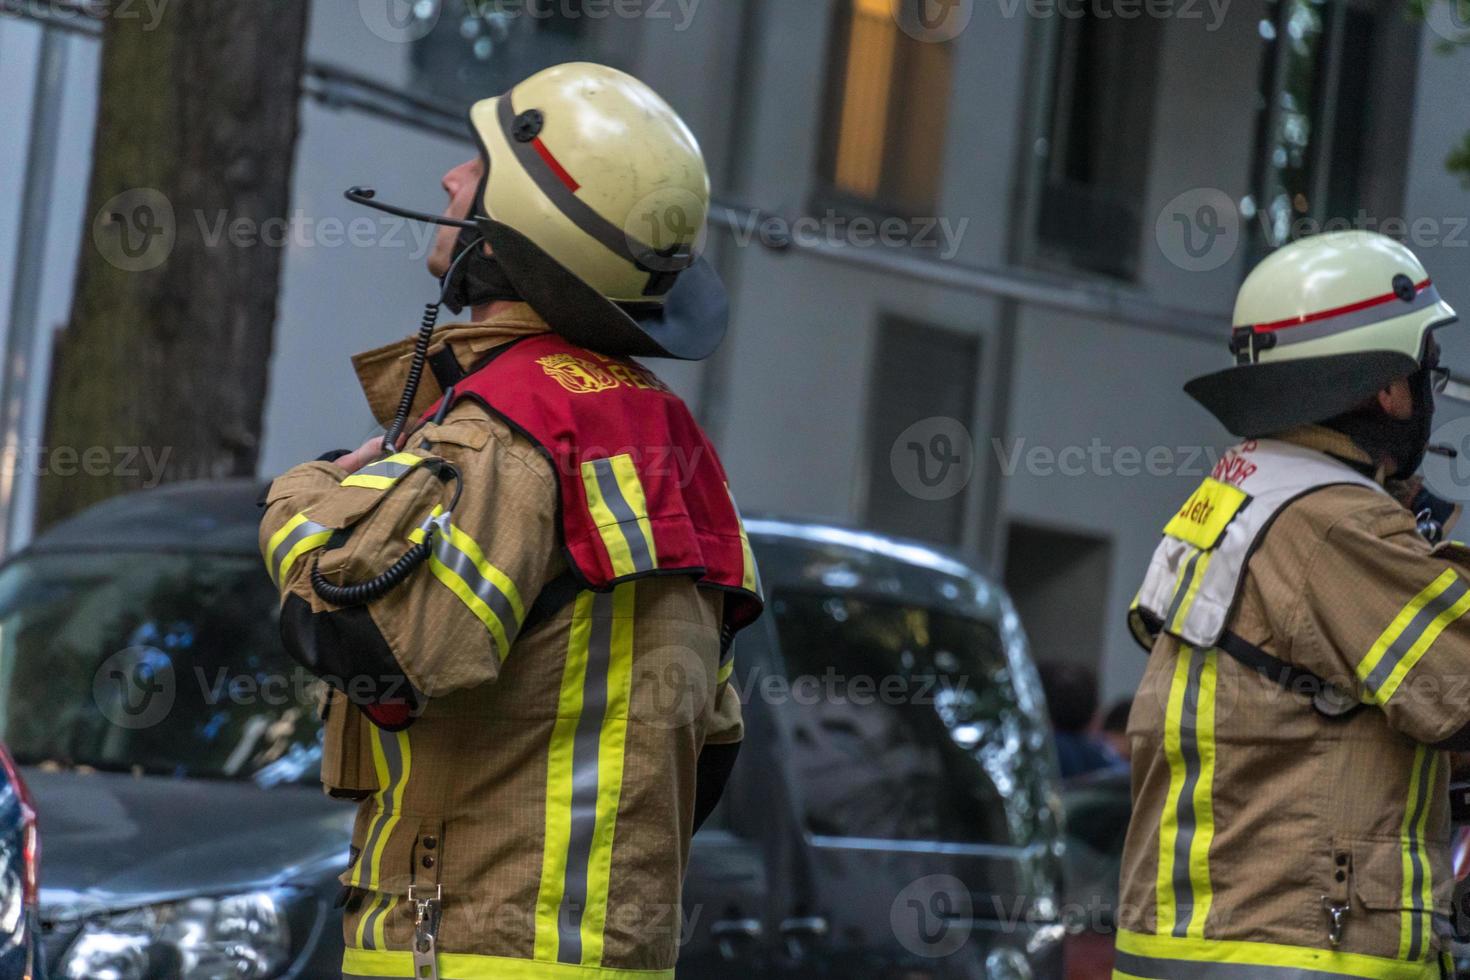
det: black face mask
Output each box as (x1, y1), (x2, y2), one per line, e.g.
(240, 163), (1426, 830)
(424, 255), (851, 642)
(1324, 360), (1437, 478)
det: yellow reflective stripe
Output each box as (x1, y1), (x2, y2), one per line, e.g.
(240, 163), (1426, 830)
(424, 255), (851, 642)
(1358, 570), (1460, 698)
(1186, 649), (1218, 940)
(265, 512), (333, 587)
(263, 511), (306, 565)
(343, 946), (674, 980)
(1379, 589), (1470, 704)
(409, 514), (524, 658)
(1155, 648), (1193, 937)
(580, 583), (636, 966)
(1168, 550), (1214, 634)
(1115, 928), (1439, 980)
(1398, 747), (1439, 960)
(581, 455), (658, 578)
(352, 892), (398, 951)
(535, 592), (595, 962)
(718, 659), (735, 685)
(353, 728), (411, 891)
(340, 452), (427, 490)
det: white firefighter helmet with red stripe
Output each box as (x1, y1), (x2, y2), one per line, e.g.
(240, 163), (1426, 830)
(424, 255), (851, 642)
(465, 62), (728, 361)
(1186, 231), (1457, 436)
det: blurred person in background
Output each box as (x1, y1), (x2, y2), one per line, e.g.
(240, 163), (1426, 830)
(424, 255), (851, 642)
(1038, 660), (1125, 779)
(1100, 698), (1132, 765)
(259, 63), (762, 980)
(1120, 231), (1470, 979)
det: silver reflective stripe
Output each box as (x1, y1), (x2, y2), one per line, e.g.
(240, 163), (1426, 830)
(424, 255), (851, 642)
(1114, 949), (1404, 980)
(1366, 577), (1470, 696)
(355, 728), (406, 889)
(432, 530), (522, 643)
(1169, 650), (1208, 937)
(557, 591), (615, 965)
(588, 458), (656, 574)
(270, 517), (331, 584)
(1269, 283), (1447, 349)
(1164, 548), (1204, 631)
(1406, 748), (1435, 960)
(356, 457), (419, 482)
(359, 894), (389, 951)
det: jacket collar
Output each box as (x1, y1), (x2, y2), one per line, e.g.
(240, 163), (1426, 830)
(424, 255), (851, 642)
(351, 304), (550, 427)
(1271, 424), (1389, 485)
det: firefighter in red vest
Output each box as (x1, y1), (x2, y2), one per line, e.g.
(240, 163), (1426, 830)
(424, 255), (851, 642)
(258, 63), (762, 980)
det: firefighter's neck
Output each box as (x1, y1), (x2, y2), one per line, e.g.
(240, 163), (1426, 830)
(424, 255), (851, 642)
(472, 299), (520, 323)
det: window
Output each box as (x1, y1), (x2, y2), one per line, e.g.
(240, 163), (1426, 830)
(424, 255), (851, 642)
(865, 317), (980, 545)
(769, 591), (1021, 846)
(1244, 0), (1385, 259)
(818, 0), (954, 217)
(410, 0), (604, 111)
(1003, 522), (1112, 675)
(1035, 10), (1164, 279)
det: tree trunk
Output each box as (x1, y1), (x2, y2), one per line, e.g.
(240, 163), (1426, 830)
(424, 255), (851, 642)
(36, 0), (311, 528)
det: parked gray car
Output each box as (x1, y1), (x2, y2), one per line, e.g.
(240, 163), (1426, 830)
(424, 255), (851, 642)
(2, 480), (1066, 979)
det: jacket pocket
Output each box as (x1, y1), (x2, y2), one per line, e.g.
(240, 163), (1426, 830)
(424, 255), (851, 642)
(341, 812), (446, 897)
(1350, 834), (1451, 917)
(319, 687), (378, 800)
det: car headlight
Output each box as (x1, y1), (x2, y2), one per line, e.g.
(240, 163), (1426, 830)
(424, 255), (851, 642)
(57, 889), (295, 980)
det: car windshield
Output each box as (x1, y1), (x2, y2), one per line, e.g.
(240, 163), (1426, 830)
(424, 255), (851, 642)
(770, 591), (1049, 847)
(0, 550), (321, 785)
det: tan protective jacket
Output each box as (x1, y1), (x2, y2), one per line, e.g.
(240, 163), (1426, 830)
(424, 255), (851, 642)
(1118, 427), (1470, 980)
(259, 308), (744, 980)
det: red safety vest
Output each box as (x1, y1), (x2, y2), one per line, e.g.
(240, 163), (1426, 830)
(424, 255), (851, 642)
(425, 332), (763, 634)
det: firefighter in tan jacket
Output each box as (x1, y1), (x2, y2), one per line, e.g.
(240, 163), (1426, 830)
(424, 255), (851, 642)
(1120, 231), (1470, 980)
(259, 64), (761, 980)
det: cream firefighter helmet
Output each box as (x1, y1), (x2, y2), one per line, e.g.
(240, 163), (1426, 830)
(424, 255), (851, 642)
(466, 62), (727, 360)
(1186, 231), (1458, 437)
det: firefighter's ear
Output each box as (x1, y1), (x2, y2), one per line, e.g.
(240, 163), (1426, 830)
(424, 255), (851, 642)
(1376, 377), (1413, 420)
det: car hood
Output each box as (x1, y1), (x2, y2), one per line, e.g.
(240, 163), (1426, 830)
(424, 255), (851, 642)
(27, 768), (354, 914)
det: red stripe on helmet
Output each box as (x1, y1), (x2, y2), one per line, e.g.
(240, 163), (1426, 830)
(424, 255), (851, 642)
(531, 138), (580, 193)
(1251, 278), (1432, 333)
